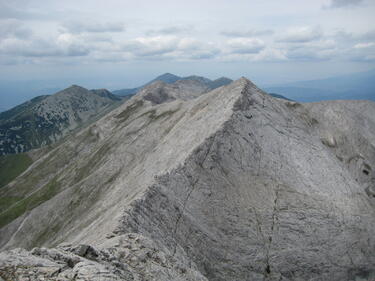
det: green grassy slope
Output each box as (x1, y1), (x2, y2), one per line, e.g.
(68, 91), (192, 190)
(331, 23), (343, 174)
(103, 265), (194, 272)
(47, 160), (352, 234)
(0, 153), (33, 188)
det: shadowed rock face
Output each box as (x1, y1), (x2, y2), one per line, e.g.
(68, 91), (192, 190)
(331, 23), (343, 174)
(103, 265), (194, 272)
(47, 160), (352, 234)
(0, 78), (374, 281)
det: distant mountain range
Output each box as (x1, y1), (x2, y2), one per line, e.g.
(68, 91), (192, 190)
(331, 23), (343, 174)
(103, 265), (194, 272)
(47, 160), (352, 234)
(112, 73), (233, 96)
(2, 69), (373, 155)
(0, 85), (122, 155)
(114, 73), (291, 101)
(1, 69), (374, 113)
(263, 69), (375, 102)
(0, 73), (272, 156)
(0, 73), (292, 156)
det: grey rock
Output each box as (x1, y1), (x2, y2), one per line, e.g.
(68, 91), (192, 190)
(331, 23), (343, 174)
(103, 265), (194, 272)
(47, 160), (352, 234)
(140, 79), (209, 104)
(0, 234), (207, 280)
(0, 78), (374, 280)
(112, 72), (233, 97)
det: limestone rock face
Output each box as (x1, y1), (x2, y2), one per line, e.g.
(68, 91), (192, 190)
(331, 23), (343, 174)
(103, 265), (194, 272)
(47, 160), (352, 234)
(0, 233), (207, 281)
(0, 78), (374, 281)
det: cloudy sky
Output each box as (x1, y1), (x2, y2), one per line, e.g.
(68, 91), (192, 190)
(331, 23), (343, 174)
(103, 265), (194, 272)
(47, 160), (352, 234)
(0, 0), (374, 92)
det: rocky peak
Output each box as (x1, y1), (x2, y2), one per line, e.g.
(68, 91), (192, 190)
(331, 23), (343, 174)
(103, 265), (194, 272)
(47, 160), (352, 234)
(0, 84), (122, 155)
(67, 84), (87, 91)
(154, 72), (181, 83)
(0, 77), (374, 281)
(138, 78), (210, 104)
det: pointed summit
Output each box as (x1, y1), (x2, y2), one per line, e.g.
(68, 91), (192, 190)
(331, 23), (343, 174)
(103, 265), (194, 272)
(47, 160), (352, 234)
(68, 84), (87, 90)
(0, 84), (121, 155)
(209, 77), (233, 89)
(149, 73), (181, 84)
(1, 76), (375, 280)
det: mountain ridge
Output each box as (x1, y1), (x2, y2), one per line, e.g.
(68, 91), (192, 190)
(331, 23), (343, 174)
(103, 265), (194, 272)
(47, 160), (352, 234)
(112, 73), (234, 96)
(0, 77), (374, 280)
(0, 85), (123, 155)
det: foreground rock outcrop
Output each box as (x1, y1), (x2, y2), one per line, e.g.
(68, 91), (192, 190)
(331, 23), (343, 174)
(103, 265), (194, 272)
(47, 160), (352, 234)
(0, 233), (207, 281)
(0, 78), (374, 280)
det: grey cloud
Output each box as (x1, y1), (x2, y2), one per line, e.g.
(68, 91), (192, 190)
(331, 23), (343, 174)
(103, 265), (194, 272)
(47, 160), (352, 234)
(0, 19), (32, 40)
(0, 3), (31, 19)
(356, 30), (375, 42)
(0, 36), (90, 58)
(286, 40), (336, 52)
(361, 30), (375, 41)
(335, 29), (375, 43)
(220, 29), (273, 37)
(231, 46), (264, 54)
(62, 21), (125, 34)
(324, 0), (364, 9)
(283, 38), (338, 61)
(19, 48), (88, 58)
(80, 33), (114, 43)
(188, 49), (220, 60)
(26, 45), (89, 57)
(279, 27), (323, 43)
(0, 2), (48, 20)
(285, 48), (333, 61)
(122, 37), (178, 57)
(122, 44), (174, 57)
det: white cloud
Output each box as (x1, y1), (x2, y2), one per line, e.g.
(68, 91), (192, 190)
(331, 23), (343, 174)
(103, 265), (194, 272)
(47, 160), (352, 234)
(324, 0), (364, 9)
(62, 21), (125, 34)
(0, 32), (90, 58)
(220, 29), (273, 38)
(119, 36), (219, 61)
(252, 48), (287, 62)
(122, 36), (179, 57)
(0, 2), (373, 69)
(177, 38), (201, 50)
(226, 38), (265, 54)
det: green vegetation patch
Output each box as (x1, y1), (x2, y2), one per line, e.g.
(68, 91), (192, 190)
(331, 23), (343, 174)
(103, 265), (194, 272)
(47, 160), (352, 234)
(0, 177), (60, 228)
(0, 196), (23, 213)
(0, 153), (33, 188)
(149, 109), (178, 121)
